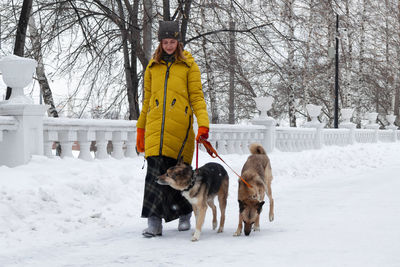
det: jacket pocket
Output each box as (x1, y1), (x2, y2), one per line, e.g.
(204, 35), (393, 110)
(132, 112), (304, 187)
(148, 98), (160, 115)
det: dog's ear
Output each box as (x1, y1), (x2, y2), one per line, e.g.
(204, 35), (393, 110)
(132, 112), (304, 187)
(238, 200), (246, 212)
(256, 201), (265, 214)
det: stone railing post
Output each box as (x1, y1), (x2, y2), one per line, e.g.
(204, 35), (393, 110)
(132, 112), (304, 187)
(112, 131), (126, 159)
(303, 122), (325, 149)
(365, 112), (379, 143)
(0, 55), (47, 167)
(125, 130), (137, 158)
(339, 108), (356, 145)
(59, 130), (76, 158)
(339, 123), (356, 145)
(95, 131), (112, 159)
(252, 118), (276, 153)
(43, 130), (57, 157)
(386, 114), (398, 142)
(385, 125), (398, 142)
(77, 130), (95, 161)
(252, 96), (275, 153)
(303, 104), (325, 149)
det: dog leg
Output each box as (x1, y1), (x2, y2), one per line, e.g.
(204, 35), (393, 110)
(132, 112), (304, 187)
(207, 199), (218, 230)
(217, 186), (228, 233)
(267, 183), (274, 222)
(233, 214), (243, 236)
(254, 214), (260, 231)
(192, 205), (198, 218)
(265, 163), (274, 222)
(192, 205), (207, 242)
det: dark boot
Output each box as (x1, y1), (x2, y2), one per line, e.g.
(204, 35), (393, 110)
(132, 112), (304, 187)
(178, 212), (191, 231)
(142, 216), (162, 238)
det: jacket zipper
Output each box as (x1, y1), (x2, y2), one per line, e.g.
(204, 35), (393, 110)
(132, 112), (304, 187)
(159, 62), (173, 155)
(176, 115), (192, 161)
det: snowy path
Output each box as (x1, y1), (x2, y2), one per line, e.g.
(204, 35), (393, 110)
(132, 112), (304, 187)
(1, 144), (400, 266)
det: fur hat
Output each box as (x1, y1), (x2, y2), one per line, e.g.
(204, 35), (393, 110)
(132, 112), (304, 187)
(158, 20), (181, 41)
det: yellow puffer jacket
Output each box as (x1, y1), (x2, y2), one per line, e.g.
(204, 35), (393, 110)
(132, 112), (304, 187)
(136, 50), (209, 164)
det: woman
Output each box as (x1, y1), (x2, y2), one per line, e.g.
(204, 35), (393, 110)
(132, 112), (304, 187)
(136, 20), (210, 238)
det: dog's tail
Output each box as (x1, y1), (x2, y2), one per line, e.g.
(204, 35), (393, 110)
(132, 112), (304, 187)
(249, 143), (266, 155)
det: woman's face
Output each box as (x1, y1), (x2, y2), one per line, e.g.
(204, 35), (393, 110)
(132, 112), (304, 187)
(162, 38), (178, 55)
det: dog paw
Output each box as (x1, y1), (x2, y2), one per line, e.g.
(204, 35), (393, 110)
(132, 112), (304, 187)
(217, 227), (224, 233)
(191, 231), (200, 241)
(269, 214), (274, 222)
(253, 226), (260, 232)
(233, 231), (241, 236)
(212, 221), (218, 230)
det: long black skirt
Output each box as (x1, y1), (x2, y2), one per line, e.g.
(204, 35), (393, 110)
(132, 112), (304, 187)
(141, 156), (193, 222)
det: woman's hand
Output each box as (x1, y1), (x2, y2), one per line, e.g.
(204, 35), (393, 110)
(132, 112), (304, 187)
(196, 126), (209, 141)
(136, 128), (145, 153)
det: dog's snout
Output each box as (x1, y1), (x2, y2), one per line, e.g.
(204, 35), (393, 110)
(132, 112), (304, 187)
(156, 175), (169, 185)
(244, 222), (253, 236)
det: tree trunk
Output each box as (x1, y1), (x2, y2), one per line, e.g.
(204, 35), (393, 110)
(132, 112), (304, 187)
(143, 0), (152, 66)
(117, 0), (140, 120)
(142, 0), (152, 105)
(6, 0), (33, 100)
(385, 0), (391, 115)
(344, 0), (353, 108)
(201, 0), (218, 123)
(163, 0), (170, 20)
(353, 0), (367, 125)
(302, 0), (314, 112)
(180, 0), (192, 44)
(228, 20), (236, 124)
(396, 0), (400, 123)
(128, 0), (140, 120)
(28, 16), (59, 117)
(286, 0), (296, 127)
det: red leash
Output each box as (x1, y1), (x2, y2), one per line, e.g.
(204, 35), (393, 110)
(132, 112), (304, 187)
(196, 137), (253, 189)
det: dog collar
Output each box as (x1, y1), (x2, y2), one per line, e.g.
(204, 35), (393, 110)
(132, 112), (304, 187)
(183, 170), (197, 192)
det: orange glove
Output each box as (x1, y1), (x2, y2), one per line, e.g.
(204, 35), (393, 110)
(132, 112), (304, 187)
(196, 126), (209, 141)
(136, 128), (145, 153)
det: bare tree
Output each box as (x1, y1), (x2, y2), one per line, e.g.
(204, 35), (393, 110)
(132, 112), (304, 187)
(2, 0), (399, 126)
(28, 15), (59, 117)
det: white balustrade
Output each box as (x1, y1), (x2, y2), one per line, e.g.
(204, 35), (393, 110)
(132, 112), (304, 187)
(206, 124), (266, 155)
(2, 90), (400, 167)
(43, 117), (137, 160)
(378, 130), (395, 143)
(275, 127), (315, 152)
(323, 129), (349, 146)
(354, 129), (376, 143)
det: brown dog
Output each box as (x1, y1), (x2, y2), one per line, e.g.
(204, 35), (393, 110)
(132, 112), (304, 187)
(233, 143), (274, 236)
(156, 158), (229, 241)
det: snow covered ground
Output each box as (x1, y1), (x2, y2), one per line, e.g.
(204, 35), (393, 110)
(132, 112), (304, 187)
(1, 142), (400, 267)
